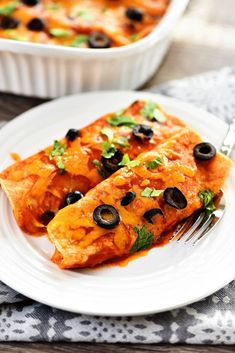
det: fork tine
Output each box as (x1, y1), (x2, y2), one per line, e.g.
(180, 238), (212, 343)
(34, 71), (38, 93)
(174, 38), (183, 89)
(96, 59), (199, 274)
(170, 214), (195, 242)
(171, 190), (225, 246)
(187, 213), (214, 243)
(193, 214), (217, 245)
(178, 211), (206, 243)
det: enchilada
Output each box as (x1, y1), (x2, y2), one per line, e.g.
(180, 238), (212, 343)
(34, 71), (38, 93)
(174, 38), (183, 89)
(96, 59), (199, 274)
(0, 100), (185, 235)
(47, 128), (232, 268)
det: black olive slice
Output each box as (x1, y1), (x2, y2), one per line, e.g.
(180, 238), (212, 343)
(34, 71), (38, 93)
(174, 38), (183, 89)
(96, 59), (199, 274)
(27, 18), (45, 31)
(163, 187), (187, 209)
(88, 32), (111, 49)
(101, 150), (123, 173)
(93, 204), (120, 229)
(126, 7), (143, 22)
(64, 190), (84, 206)
(1, 16), (19, 29)
(143, 208), (163, 224)
(65, 128), (80, 141)
(193, 142), (216, 161)
(40, 211), (55, 225)
(132, 124), (153, 141)
(22, 0), (39, 6)
(121, 191), (136, 206)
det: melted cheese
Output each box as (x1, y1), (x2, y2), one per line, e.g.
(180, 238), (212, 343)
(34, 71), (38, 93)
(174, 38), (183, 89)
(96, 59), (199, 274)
(47, 128), (232, 268)
(0, 0), (169, 47)
(0, 100), (185, 235)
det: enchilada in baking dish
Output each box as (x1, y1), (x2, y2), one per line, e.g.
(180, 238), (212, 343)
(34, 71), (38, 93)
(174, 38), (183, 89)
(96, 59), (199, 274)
(0, 100), (185, 235)
(0, 0), (169, 48)
(47, 128), (232, 269)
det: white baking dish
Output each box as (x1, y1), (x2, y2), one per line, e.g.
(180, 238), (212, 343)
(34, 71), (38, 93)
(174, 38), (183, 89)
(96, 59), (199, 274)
(0, 0), (188, 98)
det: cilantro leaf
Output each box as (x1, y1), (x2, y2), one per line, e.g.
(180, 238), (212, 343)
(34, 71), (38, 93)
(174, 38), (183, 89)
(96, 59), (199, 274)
(146, 157), (162, 169)
(71, 35), (88, 47)
(101, 124), (130, 149)
(49, 28), (72, 38)
(130, 33), (139, 42)
(141, 187), (164, 198)
(152, 109), (167, 123)
(92, 159), (106, 178)
(130, 225), (154, 253)
(140, 101), (166, 123)
(49, 140), (66, 157)
(107, 115), (137, 127)
(55, 157), (65, 174)
(0, 2), (18, 16)
(199, 189), (216, 213)
(101, 141), (117, 159)
(77, 9), (93, 20)
(7, 34), (28, 42)
(47, 140), (67, 173)
(92, 159), (101, 167)
(101, 127), (114, 142)
(118, 153), (129, 166)
(126, 160), (140, 168)
(46, 3), (61, 11)
(118, 153), (140, 168)
(114, 136), (129, 148)
(101, 127), (117, 159)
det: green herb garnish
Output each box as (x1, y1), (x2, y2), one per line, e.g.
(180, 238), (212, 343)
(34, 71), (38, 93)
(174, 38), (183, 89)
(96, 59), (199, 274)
(130, 225), (154, 253)
(107, 115), (137, 128)
(77, 9), (92, 20)
(49, 28), (72, 38)
(47, 140), (67, 173)
(92, 159), (101, 167)
(101, 141), (117, 159)
(49, 140), (66, 157)
(118, 153), (140, 168)
(92, 159), (106, 178)
(15, 38), (27, 42)
(0, 2), (18, 16)
(70, 35), (88, 47)
(199, 189), (216, 213)
(46, 3), (61, 11)
(101, 125), (131, 157)
(56, 158), (65, 173)
(141, 101), (166, 123)
(101, 127), (114, 142)
(141, 187), (164, 198)
(101, 127), (117, 158)
(4, 30), (27, 42)
(130, 33), (139, 42)
(114, 136), (129, 148)
(146, 157), (162, 170)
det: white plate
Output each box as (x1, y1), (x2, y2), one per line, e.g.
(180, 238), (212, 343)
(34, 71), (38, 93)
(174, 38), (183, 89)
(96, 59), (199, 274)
(0, 91), (234, 316)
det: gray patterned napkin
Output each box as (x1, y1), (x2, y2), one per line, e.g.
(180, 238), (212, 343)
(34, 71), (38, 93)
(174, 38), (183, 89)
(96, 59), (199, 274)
(1, 67), (235, 344)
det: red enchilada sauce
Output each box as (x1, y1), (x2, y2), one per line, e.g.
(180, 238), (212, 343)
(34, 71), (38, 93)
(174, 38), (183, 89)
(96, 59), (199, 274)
(0, 0), (169, 48)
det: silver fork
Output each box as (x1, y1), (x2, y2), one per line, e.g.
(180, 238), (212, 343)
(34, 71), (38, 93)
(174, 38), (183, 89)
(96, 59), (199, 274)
(170, 117), (235, 245)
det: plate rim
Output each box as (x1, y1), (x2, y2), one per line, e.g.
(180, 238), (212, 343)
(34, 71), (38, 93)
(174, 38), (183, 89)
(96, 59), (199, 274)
(0, 90), (234, 316)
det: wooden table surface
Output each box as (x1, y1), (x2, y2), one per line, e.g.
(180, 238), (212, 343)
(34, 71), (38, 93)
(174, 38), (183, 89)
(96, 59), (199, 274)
(1, 0), (235, 352)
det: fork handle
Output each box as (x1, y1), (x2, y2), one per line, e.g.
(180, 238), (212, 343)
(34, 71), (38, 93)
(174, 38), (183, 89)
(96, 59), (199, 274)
(220, 117), (235, 157)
